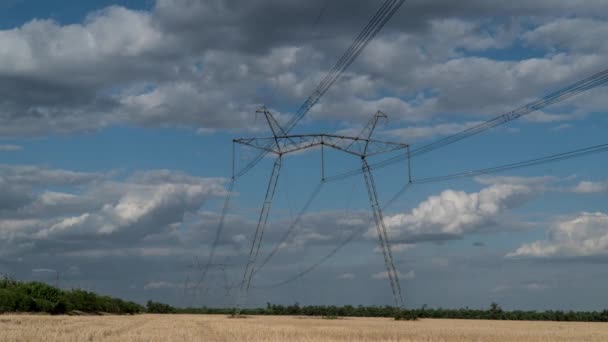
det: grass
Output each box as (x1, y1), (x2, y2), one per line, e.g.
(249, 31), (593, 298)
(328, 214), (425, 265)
(1, 314), (608, 341)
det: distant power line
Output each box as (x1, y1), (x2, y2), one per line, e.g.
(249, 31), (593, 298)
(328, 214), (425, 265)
(323, 67), (608, 183)
(312, 0), (331, 27)
(413, 142), (608, 185)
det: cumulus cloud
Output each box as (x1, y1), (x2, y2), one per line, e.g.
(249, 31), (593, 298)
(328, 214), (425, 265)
(372, 270), (415, 280)
(572, 180), (608, 194)
(383, 121), (483, 142)
(0, 144), (22, 151)
(474, 176), (556, 187)
(526, 282), (549, 291)
(491, 282), (549, 293)
(0, 166), (229, 257)
(508, 212), (608, 259)
(263, 210), (369, 252)
(0, 0), (606, 137)
(524, 18), (608, 54)
(382, 181), (539, 242)
(0, 164), (107, 217)
(0, 164), (105, 186)
(374, 243), (414, 254)
(144, 281), (183, 290)
(31, 268), (57, 274)
(337, 273), (355, 280)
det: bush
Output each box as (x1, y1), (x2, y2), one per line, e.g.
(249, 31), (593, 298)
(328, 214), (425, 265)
(394, 310), (419, 321)
(147, 301), (176, 314)
(21, 282), (62, 303)
(0, 276), (144, 315)
(51, 300), (68, 315)
(0, 288), (37, 312)
(33, 298), (56, 313)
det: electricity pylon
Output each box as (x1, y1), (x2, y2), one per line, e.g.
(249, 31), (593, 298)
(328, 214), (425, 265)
(232, 107), (412, 315)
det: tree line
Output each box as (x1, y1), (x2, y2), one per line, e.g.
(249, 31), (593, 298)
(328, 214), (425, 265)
(0, 277), (143, 315)
(3, 277), (608, 322)
(165, 302), (608, 322)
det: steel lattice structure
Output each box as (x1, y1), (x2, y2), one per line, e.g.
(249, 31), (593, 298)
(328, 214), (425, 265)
(196, 0), (408, 306)
(232, 108), (412, 315)
(190, 0), (608, 314)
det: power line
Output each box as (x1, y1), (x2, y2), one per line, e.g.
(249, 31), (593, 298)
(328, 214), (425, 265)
(235, 0), (407, 179)
(313, 0), (331, 27)
(413, 142), (608, 185)
(200, 1), (407, 305)
(254, 114), (397, 276)
(254, 182), (324, 275)
(194, 180), (236, 294)
(236, 111), (409, 308)
(323, 67), (608, 183)
(255, 183), (412, 290)
(258, 140), (608, 289)
(409, 68), (608, 158)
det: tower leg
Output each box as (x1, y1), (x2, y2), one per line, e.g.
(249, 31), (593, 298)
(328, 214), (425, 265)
(361, 158), (404, 309)
(234, 156), (282, 315)
(195, 179), (236, 304)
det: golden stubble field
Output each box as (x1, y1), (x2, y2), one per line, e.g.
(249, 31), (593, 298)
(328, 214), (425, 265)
(1, 314), (608, 342)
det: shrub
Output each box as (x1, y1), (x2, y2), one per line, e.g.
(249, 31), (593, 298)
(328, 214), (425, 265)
(0, 276), (143, 315)
(146, 301), (175, 314)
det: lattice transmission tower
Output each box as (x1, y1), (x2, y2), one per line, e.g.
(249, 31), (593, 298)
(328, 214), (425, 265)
(232, 107), (412, 315)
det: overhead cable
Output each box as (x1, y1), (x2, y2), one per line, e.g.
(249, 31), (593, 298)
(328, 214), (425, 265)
(258, 140), (608, 289)
(235, 0), (407, 179)
(323, 68), (608, 183)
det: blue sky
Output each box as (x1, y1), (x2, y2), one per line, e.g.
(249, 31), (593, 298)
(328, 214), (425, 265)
(0, 0), (607, 310)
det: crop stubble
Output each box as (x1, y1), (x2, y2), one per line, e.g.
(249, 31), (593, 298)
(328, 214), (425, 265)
(1, 314), (607, 341)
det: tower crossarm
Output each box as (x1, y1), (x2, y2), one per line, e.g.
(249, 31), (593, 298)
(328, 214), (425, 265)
(235, 134), (408, 158)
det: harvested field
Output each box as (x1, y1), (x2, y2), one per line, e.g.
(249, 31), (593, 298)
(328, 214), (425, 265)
(1, 314), (608, 341)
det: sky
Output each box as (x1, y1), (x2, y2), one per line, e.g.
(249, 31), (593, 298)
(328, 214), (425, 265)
(0, 0), (608, 311)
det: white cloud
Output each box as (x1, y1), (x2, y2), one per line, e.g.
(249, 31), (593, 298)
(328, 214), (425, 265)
(0, 164), (105, 186)
(524, 111), (581, 123)
(474, 175), (555, 187)
(0, 144), (22, 151)
(144, 281), (183, 290)
(0, 165), (229, 257)
(524, 18), (608, 53)
(550, 123), (572, 131)
(390, 243), (415, 253)
(491, 283), (548, 293)
(31, 268), (56, 274)
(508, 212), (608, 258)
(526, 282), (548, 291)
(372, 270), (415, 280)
(337, 273), (355, 280)
(0, 7), (166, 74)
(572, 180), (608, 194)
(382, 182), (537, 242)
(36, 214), (91, 238)
(41, 176), (226, 238)
(383, 121), (483, 142)
(374, 243), (414, 254)
(232, 234), (247, 244)
(0, 2), (606, 137)
(431, 257), (449, 268)
(491, 284), (511, 293)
